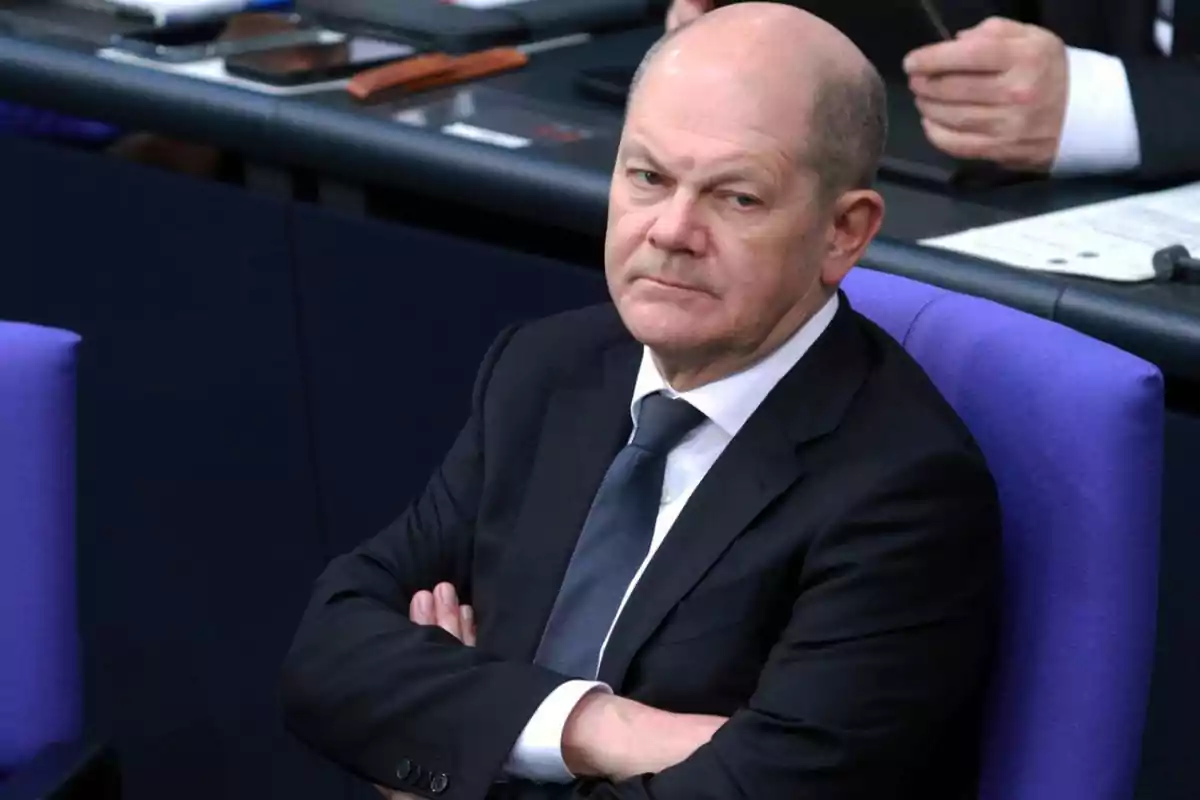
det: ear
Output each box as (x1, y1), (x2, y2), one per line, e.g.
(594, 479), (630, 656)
(820, 189), (885, 287)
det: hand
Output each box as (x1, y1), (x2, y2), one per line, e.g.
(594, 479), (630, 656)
(562, 692), (727, 780)
(903, 17), (1069, 172)
(371, 585), (476, 799)
(665, 0), (713, 31)
(410, 582), (476, 646)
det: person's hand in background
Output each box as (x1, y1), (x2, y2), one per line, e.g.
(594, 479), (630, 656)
(904, 17), (1069, 172)
(666, 0), (713, 31)
(374, 584), (476, 799)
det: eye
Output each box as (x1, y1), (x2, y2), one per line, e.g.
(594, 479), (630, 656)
(629, 168), (665, 187)
(729, 193), (761, 209)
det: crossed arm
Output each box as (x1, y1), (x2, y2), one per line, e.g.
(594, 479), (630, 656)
(284, 451), (998, 800)
(281, 328), (730, 800)
(375, 584), (727, 800)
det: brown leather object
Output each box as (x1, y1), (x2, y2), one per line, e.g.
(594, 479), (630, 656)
(347, 48), (529, 102)
(347, 52), (456, 101)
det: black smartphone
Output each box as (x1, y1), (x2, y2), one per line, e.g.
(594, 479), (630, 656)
(109, 14), (333, 64)
(224, 35), (417, 85)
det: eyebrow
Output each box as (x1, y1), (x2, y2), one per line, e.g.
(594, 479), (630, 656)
(621, 142), (674, 174)
(622, 142), (772, 187)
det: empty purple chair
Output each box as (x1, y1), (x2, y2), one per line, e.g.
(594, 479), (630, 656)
(0, 320), (117, 797)
(843, 268), (1162, 800)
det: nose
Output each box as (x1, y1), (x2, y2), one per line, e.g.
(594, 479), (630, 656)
(647, 192), (706, 256)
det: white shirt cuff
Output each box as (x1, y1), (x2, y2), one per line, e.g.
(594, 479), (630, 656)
(1051, 48), (1142, 176)
(503, 680), (611, 783)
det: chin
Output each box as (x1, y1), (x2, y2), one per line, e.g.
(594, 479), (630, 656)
(617, 296), (713, 352)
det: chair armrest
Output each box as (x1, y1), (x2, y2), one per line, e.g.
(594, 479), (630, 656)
(0, 741), (120, 800)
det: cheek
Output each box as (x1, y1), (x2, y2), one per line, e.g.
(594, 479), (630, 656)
(714, 232), (811, 321)
(605, 207), (651, 268)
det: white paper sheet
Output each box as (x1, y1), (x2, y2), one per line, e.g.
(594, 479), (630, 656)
(920, 181), (1200, 283)
(108, 0), (246, 26)
(449, 0), (534, 9)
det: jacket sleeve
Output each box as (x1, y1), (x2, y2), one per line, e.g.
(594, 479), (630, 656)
(279, 325), (570, 800)
(1125, 56), (1200, 180)
(583, 450), (1002, 800)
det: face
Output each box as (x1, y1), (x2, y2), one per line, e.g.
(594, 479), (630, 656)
(605, 61), (833, 378)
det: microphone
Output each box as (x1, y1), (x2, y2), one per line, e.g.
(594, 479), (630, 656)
(1152, 244), (1200, 284)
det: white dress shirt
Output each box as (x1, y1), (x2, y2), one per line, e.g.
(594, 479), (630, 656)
(1053, 0), (1172, 175)
(502, 293), (841, 783)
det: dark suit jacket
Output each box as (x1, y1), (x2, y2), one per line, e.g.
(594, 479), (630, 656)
(939, 0), (1200, 180)
(279, 297), (1002, 800)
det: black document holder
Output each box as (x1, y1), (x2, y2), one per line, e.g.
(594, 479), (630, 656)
(294, 0), (654, 54)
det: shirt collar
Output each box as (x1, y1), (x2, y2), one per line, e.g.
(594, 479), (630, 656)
(630, 293), (840, 437)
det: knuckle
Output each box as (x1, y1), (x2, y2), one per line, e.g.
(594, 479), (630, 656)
(1006, 81), (1036, 105)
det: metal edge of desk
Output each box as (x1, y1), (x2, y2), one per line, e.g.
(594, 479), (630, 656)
(270, 96), (612, 234)
(0, 34), (278, 151)
(862, 238), (1200, 382)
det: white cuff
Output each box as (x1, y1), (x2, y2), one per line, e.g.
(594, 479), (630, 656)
(1051, 48), (1142, 176)
(503, 680), (611, 783)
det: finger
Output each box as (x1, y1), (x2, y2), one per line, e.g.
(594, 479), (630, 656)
(904, 37), (1010, 75)
(958, 16), (1028, 39)
(909, 72), (1008, 105)
(667, 0), (709, 30)
(409, 591), (435, 626)
(434, 582), (463, 641)
(460, 605), (477, 647)
(921, 117), (999, 162)
(914, 98), (1006, 135)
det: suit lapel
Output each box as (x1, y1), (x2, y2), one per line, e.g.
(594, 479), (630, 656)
(596, 300), (872, 689)
(487, 337), (641, 664)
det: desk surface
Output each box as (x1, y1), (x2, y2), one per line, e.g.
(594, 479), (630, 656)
(1, 24), (1198, 380)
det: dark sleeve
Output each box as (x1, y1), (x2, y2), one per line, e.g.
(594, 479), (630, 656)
(279, 325), (570, 800)
(1125, 57), (1200, 180)
(586, 451), (1002, 800)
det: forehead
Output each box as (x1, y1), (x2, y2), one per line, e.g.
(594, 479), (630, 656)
(624, 62), (811, 174)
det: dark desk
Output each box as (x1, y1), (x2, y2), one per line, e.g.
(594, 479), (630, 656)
(0, 20), (1197, 800)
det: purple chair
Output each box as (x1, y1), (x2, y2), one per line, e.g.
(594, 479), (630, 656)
(0, 103), (121, 146)
(0, 321), (118, 798)
(842, 269), (1162, 800)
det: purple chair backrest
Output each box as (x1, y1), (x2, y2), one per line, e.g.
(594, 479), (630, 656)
(0, 102), (120, 143)
(843, 268), (1162, 800)
(0, 321), (82, 774)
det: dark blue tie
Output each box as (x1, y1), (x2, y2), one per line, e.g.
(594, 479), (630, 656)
(534, 392), (707, 679)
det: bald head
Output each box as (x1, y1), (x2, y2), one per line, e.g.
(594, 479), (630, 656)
(630, 2), (887, 196)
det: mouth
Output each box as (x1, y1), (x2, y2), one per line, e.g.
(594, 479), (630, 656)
(636, 275), (710, 295)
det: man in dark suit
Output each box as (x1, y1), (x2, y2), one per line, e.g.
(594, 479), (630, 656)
(279, 5), (1002, 799)
(671, 0), (1199, 180)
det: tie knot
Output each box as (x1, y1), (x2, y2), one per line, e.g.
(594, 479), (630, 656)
(631, 392), (707, 456)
